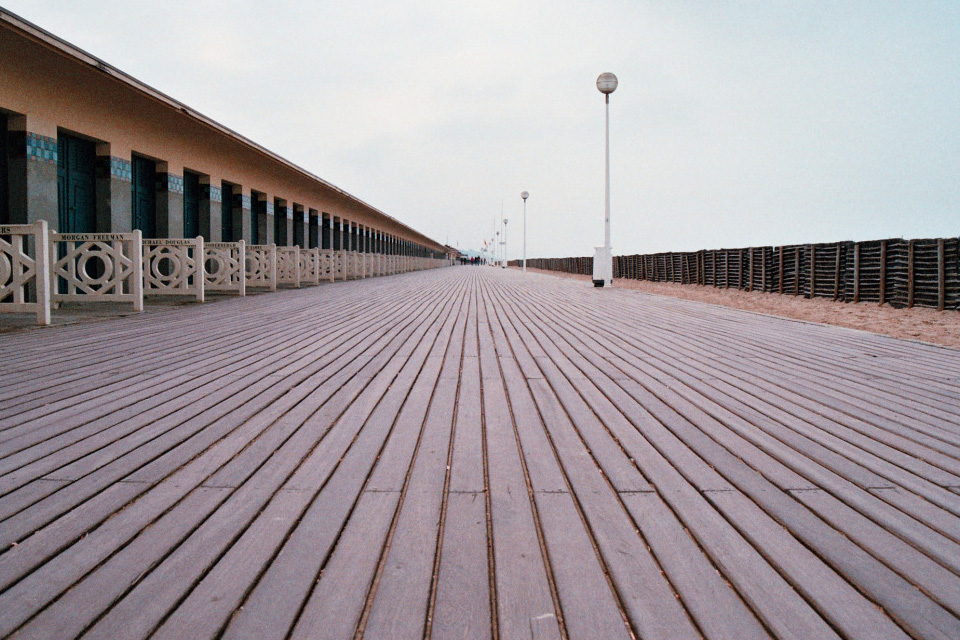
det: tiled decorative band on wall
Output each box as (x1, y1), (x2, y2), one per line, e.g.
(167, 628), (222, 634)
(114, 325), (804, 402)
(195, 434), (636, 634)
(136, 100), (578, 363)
(166, 173), (184, 194)
(111, 157), (132, 182)
(26, 132), (57, 165)
(241, 194), (252, 209)
(266, 201), (275, 215)
(208, 185), (222, 203)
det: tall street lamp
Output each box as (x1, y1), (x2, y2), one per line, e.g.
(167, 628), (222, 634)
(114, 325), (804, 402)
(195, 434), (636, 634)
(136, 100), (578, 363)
(593, 72), (618, 287)
(521, 191), (529, 273)
(502, 218), (509, 268)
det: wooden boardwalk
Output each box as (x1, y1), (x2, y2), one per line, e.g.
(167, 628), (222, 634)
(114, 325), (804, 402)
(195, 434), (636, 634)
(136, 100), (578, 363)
(1, 267), (959, 640)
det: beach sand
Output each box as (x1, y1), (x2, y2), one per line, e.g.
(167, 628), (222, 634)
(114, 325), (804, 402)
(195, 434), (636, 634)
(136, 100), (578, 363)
(520, 267), (960, 349)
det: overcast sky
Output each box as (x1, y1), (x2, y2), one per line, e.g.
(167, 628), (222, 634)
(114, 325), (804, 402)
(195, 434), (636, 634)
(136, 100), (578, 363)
(8, 1), (959, 258)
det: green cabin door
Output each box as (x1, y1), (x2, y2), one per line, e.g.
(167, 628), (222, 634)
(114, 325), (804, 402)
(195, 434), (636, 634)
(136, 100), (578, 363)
(221, 182), (233, 241)
(273, 200), (283, 245)
(131, 155), (156, 237)
(309, 214), (318, 249)
(249, 193), (261, 245)
(294, 210), (305, 248)
(183, 172), (200, 238)
(56, 133), (97, 233)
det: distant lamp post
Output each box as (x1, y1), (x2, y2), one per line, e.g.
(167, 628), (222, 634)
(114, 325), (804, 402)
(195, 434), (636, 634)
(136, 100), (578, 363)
(521, 191), (529, 273)
(593, 72), (618, 287)
(495, 230), (500, 266)
(502, 218), (509, 268)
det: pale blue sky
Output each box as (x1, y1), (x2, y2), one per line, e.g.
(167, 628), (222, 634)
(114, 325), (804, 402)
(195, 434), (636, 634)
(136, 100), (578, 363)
(6, 1), (958, 257)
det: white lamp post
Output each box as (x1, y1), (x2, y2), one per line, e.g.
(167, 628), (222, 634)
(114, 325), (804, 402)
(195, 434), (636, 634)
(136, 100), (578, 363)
(593, 72), (618, 287)
(502, 218), (509, 268)
(495, 230), (500, 266)
(521, 191), (529, 273)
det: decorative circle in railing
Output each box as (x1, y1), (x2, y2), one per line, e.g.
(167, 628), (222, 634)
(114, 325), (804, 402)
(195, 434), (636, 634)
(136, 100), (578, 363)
(246, 252), (269, 279)
(204, 256), (222, 276)
(150, 250), (183, 282)
(0, 252), (12, 286)
(78, 251), (113, 288)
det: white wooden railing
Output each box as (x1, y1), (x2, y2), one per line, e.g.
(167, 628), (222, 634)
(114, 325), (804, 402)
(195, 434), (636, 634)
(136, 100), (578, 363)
(300, 247), (320, 286)
(354, 252), (362, 278)
(277, 246), (300, 288)
(4, 226), (453, 326)
(336, 250), (347, 281)
(246, 244), (277, 291)
(51, 231), (143, 311)
(0, 221), (51, 325)
(142, 237), (204, 302)
(320, 249), (335, 282)
(204, 240), (246, 296)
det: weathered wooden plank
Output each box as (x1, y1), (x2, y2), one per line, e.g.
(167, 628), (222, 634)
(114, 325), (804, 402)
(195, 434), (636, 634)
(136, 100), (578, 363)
(215, 284), (460, 640)
(431, 492), (492, 640)
(13, 280), (458, 637)
(486, 300), (635, 639)
(0, 282), (443, 548)
(0, 284), (422, 482)
(622, 491), (771, 640)
(476, 298), (561, 640)
(792, 489), (960, 615)
(286, 491), (400, 640)
(447, 358), (484, 491)
(361, 378), (459, 637)
(532, 302), (949, 637)
(0, 483), (229, 637)
(429, 285), (493, 640)
(505, 290), (840, 640)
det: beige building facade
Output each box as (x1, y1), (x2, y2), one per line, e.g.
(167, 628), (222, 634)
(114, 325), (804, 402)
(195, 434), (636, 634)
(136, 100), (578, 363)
(0, 9), (449, 259)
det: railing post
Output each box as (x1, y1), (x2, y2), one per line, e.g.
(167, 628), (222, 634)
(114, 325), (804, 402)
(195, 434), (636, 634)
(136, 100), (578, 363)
(35, 220), (51, 325)
(294, 246), (301, 287)
(131, 230), (144, 312)
(238, 240), (247, 296)
(196, 237), (205, 302)
(269, 244), (277, 292)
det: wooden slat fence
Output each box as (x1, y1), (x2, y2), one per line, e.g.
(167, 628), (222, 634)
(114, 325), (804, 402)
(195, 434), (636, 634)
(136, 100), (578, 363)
(515, 236), (960, 310)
